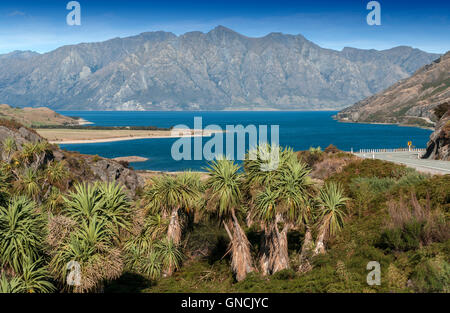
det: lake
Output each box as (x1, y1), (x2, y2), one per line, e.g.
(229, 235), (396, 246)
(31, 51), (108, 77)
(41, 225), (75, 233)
(57, 111), (432, 172)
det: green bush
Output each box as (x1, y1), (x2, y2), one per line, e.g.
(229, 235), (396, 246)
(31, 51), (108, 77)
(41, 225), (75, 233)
(328, 159), (414, 190)
(411, 256), (450, 292)
(272, 269), (297, 280)
(378, 221), (424, 252)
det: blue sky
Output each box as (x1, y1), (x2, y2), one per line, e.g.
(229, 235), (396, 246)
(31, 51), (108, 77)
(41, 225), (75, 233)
(0, 0), (449, 54)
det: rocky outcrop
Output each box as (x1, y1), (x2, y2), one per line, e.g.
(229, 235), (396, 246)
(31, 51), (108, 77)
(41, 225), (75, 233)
(0, 121), (42, 147)
(86, 159), (145, 193)
(337, 52), (450, 128)
(0, 120), (145, 194)
(0, 26), (439, 111)
(423, 106), (450, 161)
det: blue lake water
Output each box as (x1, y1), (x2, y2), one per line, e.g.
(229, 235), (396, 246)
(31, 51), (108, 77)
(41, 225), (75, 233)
(57, 111), (432, 172)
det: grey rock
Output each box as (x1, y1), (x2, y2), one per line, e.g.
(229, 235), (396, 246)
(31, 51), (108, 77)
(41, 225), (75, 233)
(87, 159), (145, 193)
(0, 124), (145, 195)
(0, 126), (41, 151)
(423, 108), (450, 160)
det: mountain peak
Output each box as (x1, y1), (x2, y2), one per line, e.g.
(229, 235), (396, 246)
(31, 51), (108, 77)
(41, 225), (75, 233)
(208, 25), (243, 37)
(0, 50), (39, 59)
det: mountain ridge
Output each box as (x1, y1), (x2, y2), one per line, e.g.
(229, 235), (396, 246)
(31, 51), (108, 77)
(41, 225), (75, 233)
(0, 26), (441, 111)
(337, 51), (450, 128)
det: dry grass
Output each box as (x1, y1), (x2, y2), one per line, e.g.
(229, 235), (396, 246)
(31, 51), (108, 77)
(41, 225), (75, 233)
(137, 170), (209, 181)
(47, 215), (77, 249)
(386, 192), (449, 245)
(310, 154), (358, 180)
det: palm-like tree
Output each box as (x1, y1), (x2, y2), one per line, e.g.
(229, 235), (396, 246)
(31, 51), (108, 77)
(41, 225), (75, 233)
(243, 144), (281, 199)
(17, 257), (55, 293)
(124, 232), (182, 281)
(63, 183), (103, 221)
(140, 249), (163, 280)
(1, 137), (17, 163)
(49, 181), (132, 292)
(0, 274), (23, 293)
(13, 168), (41, 202)
(0, 163), (12, 206)
(43, 161), (70, 194)
(19, 142), (38, 167)
(250, 151), (313, 274)
(20, 141), (50, 170)
(44, 187), (65, 214)
(156, 237), (184, 276)
(144, 172), (201, 246)
(205, 158), (255, 281)
(276, 158), (313, 224)
(314, 182), (349, 255)
(125, 243), (163, 280)
(124, 212), (168, 279)
(97, 182), (132, 238)
(252, 188), (283, 275)
(49, 216), (123, 293)
(0, 196), (45, 274)
(63, 182), (132, 241)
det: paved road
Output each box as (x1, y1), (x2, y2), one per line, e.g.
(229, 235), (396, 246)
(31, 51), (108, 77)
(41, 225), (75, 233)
(354, 151), (450, 175)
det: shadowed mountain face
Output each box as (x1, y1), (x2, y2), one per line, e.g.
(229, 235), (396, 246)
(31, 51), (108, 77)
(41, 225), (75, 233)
(0, 26), (440, 111)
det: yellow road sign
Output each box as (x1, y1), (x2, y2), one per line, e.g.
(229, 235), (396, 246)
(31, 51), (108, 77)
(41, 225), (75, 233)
(408, 141), (412, 147)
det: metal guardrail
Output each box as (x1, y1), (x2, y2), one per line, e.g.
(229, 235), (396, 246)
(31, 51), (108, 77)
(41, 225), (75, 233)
(357, 148), (426, 153)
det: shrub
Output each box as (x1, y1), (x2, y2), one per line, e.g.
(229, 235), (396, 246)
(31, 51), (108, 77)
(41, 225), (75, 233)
(272, 269), (296, 280)
(411, 256), (450, 292)
(378, 221), (423, 252)
(328, 159), (414, 189)
(411, 175), (450, 213)
(298, 149), (323, 167)
(92, 155), (101, 163)
(377, 192), (449, 251)
(324, 144), (340, 154)
(386, 264), (408, 291)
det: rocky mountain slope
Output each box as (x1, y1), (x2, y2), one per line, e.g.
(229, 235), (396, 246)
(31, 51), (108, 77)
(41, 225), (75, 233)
(0, 119), (144, 194)
(337, 51), (450, 127)
(0, 26), (440, 111)
(423, 103), (450, 160)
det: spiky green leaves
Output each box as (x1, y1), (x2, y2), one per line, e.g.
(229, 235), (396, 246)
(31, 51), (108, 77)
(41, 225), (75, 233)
(17, 257), (55, 293)
(48, 181), (132, 292)
(247, 146), (313, 225)
(124, 214), (181, 280)
(63, 181), (132, 237)
(205, 158), (242, 218)
(49, 216), (123, 293)
(316, 182), (349, 237)
(0, 196), (45, 272)
(144, 171), (202, 216)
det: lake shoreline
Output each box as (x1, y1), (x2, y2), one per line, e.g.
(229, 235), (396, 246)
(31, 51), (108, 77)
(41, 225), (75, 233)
(37, 128), (222, 144)
(333, 115), (435, 131)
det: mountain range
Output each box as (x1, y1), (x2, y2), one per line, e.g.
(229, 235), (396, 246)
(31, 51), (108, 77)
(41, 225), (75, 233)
(0, 26), (441, 111)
